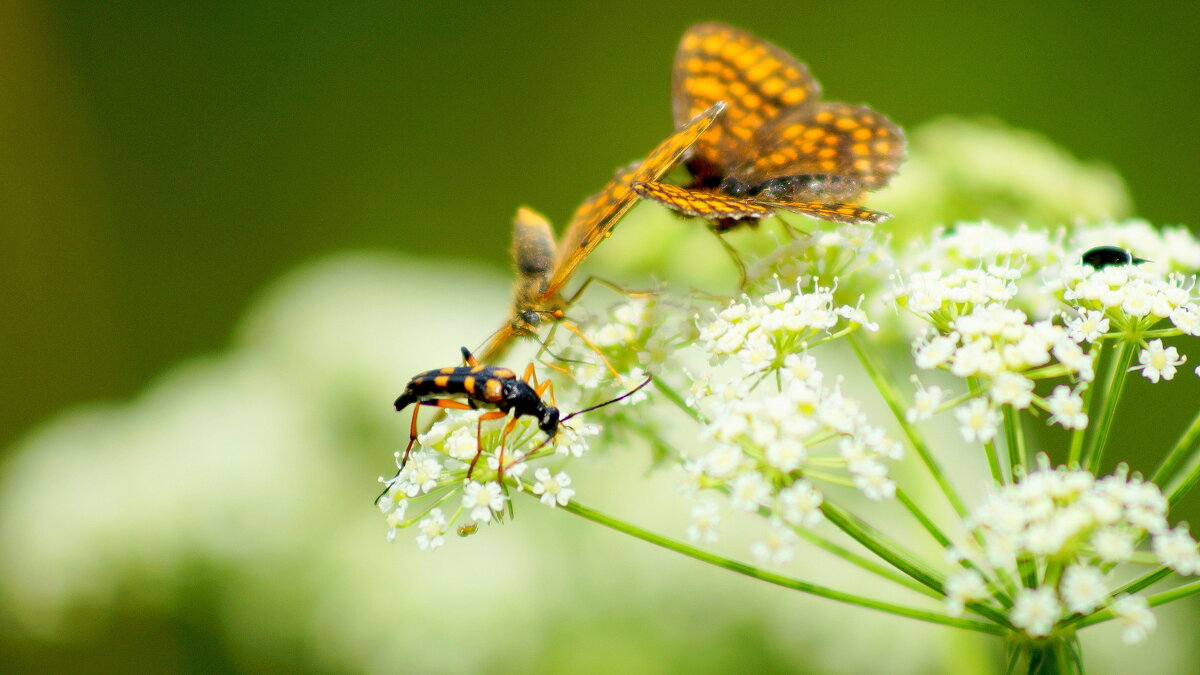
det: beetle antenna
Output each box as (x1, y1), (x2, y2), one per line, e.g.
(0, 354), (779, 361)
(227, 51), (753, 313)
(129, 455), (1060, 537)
(560, 374), (654, 423)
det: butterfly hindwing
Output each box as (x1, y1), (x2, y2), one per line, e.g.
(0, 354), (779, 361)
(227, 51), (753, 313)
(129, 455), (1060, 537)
(737, 102), (905, 192)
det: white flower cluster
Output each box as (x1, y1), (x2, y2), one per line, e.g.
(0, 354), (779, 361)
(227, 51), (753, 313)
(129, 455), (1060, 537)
(1058, 261), (1200, 337)
(910, 303), (1093, 438)
(908, 222), (1063, 273)
(944, 459), (1199, 642)
(681, 343), (902, 563)
(697, 279), (876, 376)
(379, 404), (597, 549)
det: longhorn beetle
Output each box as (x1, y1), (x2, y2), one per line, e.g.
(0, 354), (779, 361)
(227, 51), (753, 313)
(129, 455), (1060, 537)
(387, 347), (652, 493)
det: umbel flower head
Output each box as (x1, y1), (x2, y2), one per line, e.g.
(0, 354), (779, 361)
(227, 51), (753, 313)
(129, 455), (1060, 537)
(946, 457), (1198, 643)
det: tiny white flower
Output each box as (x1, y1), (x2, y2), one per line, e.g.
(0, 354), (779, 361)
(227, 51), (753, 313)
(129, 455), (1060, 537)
(765, 438), (807, 472)
(763, 286), (792, 307)
(990, 372), (1034, 409)
(1111, 595), (1156, 644)
(1091, 527), (1136, 564)
(1011, 587), (1061, 637)
(1138, 339), (1185, 383)
(415, 508), (448, 551)
(1046, 386), (1088, 430)
(531, 468), (575, 508)
(751, 521), (797, 565)
(906, 383), (945, 423)
(462, 481), (506, 523)
(688, 500), (722, 543)
(956, 399), (1001, 443)
(1061, 564), (1108, 614)
(1067, 310), (1110, 342)
(777, 480), (823, 528)
(1153, 525), (1200, 575)
(944, 570), (989, 616)
(729, 473), (772, 512)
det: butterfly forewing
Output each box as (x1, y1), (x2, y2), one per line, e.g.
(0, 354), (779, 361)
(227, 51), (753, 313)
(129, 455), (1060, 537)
(544, 101), (725, 297)
(672, 23), (820, 182)
(632, 181), (772, 220)
(769, 200), (891, 225)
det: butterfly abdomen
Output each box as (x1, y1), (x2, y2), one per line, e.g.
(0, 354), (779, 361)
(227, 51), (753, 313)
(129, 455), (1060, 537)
(748, 174), (863, 202)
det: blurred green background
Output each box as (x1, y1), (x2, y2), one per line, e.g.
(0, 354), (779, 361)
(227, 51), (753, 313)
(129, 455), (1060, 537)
(5, 0), (1200, 449)
(4, 1), (1200, 673)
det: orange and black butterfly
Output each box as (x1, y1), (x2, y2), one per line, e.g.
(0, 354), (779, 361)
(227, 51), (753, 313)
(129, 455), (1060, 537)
(632, 22), (904, 232)
(477, 101), (726, 363)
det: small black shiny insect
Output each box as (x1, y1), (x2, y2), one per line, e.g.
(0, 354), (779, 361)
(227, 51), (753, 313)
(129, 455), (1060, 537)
(1081, 245), (1149, 269)
(390, 347), (651, 481)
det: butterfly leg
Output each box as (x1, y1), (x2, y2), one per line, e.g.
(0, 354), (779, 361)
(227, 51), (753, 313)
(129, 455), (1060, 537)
(709, 228), (748, 288)
(562, 275), (652, 307)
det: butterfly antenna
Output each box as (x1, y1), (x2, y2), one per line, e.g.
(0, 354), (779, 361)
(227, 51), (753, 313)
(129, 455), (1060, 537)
(560, 374), (654, 423)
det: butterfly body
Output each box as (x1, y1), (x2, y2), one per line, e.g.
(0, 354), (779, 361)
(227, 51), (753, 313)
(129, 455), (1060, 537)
(479, 102), (725, 362)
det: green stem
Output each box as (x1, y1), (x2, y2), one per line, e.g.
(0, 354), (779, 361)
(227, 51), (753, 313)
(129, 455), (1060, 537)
(848, 332), (968, 517)
(1083, 341), (1136, 474)
(1003, 405), (1028, 477)
(1168, 455), (1200, 507)
(1068, 341), (1105, 466)
(556, 498), (1006, 634)
(789, 526), (943, 600)
(896, 488), (952, 548)
(984, 438), (1006, 485)
(1113, 566), (1174, 597)
(652, 377), (705, 424)
(1152, 405), (1200, 485)
(819, 501), (945, 594)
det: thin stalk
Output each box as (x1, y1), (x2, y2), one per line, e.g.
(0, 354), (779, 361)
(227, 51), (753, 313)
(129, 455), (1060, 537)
(819, 501), (945, 594)
(848, 333), (968, 516)
(1083, 341), (1136, 474)
(1068, 341), (1105, 466)
(896, 488), (952, 548)
(556, 498), (1006, 634)
(652, 377), (705, 424)
(1152, 405), (1200, 485)
(1168, 454), (1200, 507)
(1113, 566), (1174, 597)
(984, 438), (1007, 485)
(1003, 406), (1028, 476)
(789, 526), (943, 600)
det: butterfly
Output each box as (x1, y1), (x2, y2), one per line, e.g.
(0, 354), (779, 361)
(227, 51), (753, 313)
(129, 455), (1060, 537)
(477, 101), (726, 363)
(632, 22), (904, 232)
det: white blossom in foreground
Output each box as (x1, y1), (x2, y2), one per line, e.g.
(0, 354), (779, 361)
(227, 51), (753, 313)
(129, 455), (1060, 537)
(948, 458), (1199, 641)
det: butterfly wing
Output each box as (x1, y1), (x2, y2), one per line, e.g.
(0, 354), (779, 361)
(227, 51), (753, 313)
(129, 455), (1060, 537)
(672, 22), (821, 183)
(544, 101), (725, 297)
(767, 200), (891, 225)
(735, 102), (905, 196)
(632, 181), (771, 220)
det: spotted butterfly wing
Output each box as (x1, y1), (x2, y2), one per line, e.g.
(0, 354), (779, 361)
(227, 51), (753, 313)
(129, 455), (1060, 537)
(736, 102), (905, 197)
(545, 101), (725, 297)
(672, 22), (820, 184)
(631, 181), (771, 220)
